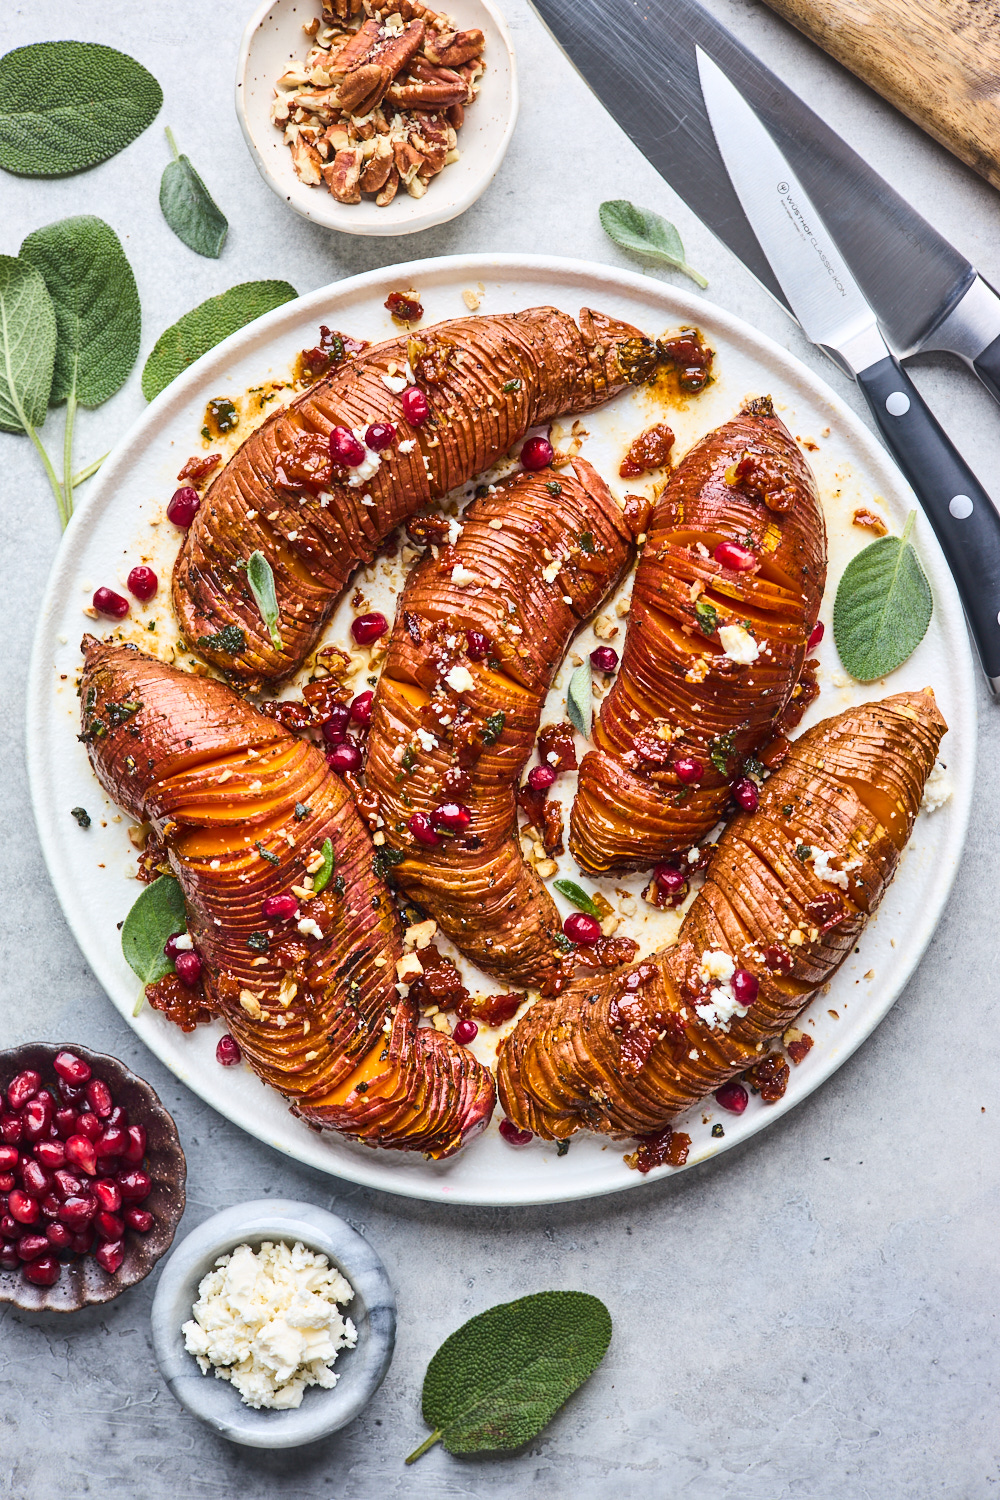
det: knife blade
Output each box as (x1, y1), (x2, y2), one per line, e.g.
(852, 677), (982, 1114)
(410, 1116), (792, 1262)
(697, 47), (1000, 691)
(529, 0), (1000, 401)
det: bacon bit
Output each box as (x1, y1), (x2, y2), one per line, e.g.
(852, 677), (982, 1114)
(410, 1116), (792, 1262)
(412, 339), (456, 386)
(297, 326), (368, 382)
(541, 799), (564, 857)
(280, 429), (333, 487)
(575, 933), (640, 972)
(619, 422), (675, 479)
(302, 679), (351, 720)
(406, 513), (451, 546)
(625, 1126), (692, 1174)
(621, 491), (654, 540)
(657, 327), (714, 391)
(259, 698), (316, 733)
(460, 990), (524, 1027)
(409, 944), (470, 1013)
(759, 733), (791, 770)
(784, 1029), (815, 1065)
(516, 781), (548, 834)
(853, 507), (888, 536)
(146, 973), (214, 1032)
(385, 290), (424, 323)
(747, 1051), (790, 1102)
(177, 453), (222, 484)
(777, 658), (820, 733)
(538, 721), (577, 774)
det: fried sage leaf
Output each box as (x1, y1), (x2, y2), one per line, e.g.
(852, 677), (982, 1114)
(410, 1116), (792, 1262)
(406, 1291), (612, 1462)
(552, 879), (602, 918)
(159, 127), (228, 258)
(566, 659), (593, 738)
(121, 874), (187, 1013)
(141, 280), (298, 400)
(246, 550), (282, 649)
(0, 41), (162, 176)
(833, 511), (932, 681)
(600, 200), (708, 289)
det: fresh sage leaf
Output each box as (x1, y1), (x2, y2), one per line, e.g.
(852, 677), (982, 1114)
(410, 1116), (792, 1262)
(406, 1291), (612, 1463)
(160, 127), (228, 258)
(246, 550), (282, 649)
(312, 838), (335, 895)
(600, 200), (708, 289)
(833, 511), (932, 682)
(552, 879), (601, 918)
(566, 659), (593, 738)
(0, 41), (162, 176)
(0, 255), (56, 433)
(141, 279), (298, 400)
(121, 874), (187, 1013)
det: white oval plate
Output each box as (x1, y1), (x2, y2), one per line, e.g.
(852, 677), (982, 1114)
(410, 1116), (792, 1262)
(27, 254), (975, 1205)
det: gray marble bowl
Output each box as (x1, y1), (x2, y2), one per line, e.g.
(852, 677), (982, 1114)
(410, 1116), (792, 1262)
(150, 1200), (396, 1447)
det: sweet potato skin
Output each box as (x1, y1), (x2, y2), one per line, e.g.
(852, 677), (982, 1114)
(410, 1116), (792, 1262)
(173, 306), (659, 686)
(80, 637), (494, 1156)
(499, 690), (946, 1140)
(570, 398), (827, 872)
(364, 459), (636, 985)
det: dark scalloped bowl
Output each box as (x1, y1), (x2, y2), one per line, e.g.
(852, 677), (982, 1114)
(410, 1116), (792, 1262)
(0, 1043), (186, 1312)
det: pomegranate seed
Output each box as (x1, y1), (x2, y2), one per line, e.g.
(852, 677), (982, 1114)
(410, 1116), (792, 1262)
(715, 1080), (749, 1114)
(764, 945), (794, 975)
(0, 1245), (18, 1271)
(163, 932), (189, 962)
(174, 950), (203, 987)
(0, 1214), (16, 1240)
(654, 863), (687, 895)
(400, 386), (429, 425)
(499, 1118), (533, 1145)
(24, 1254), (60, 1286)
(351, 611), (387, 646)
(95, 1238), (125, 1274)
(329, 425), (367, 466)
(21, 1159), (52, 1197)
(808, 620), (825, 648)
(465, 630), (489, 660)
(350, 690), (374, 725)
(116, 1169), (151, 1204)
(322, 704), (351, 745)
(365, 421), (396, 451)
(563, 912), (601, 945)
(0, 1144), (17, 1170)
(34, 1139), (66, 1169)
(106, 1105), (129, 1131)
(216, 1035), (242, 1067)
(122, 1125), (146, 1165)
(70, 1230), (94, 1254)
(16, 1233), (49, 1261)
(167, 486), (200, 527)
(58, 1196), (96, 1230)
(527, 764), (556, 791)
(732, 969), (759, 1008)
(713, 540), (757, 571)
(39, 1193), (61, 1220)
(732, 777), (760, 812)
(93, 586), (129, 620)
(52, 1051), (91, 1086)
(674, 757), (704, 785)
(452, 1018), (478, 1045)
(327, 741), (363, 775)
(95, 1210), (125, 1241)
(23, 1094), (53, 1142)
(432, 802), (472, 833)
(0, 1115), (23, 1144)
(0, 1173), (13, 1192)
(58, 1079), (86, 1105)
(590, 646), (619, 673)
(53, 1170), (83, 1199)
(85, 1079), (113, 1119)
(124, 1207), (154, 1233)
(7, 1070), (40, 1111)
(9, 1189), (39, 1224)
(407, 812), (441, 847)
(262, 893), (298, 922)
(521, 435), (554, 470)
(76, 1113), (101, 1142)
(46, 1222), (73, 1249)
(127, 565), (158, 601)
(65, 1136), (97, 1176)
(96, 1126), (127, 1158)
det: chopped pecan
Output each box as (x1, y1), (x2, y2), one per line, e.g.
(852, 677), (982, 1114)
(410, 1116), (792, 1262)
(177, 453), (222, 484)
(290, 134), (324, 185)
(359, 136), (394, 192)
(541, 798), (564, 857)
(323, 147), (362, 203)
(424, 27), (485, 66)
(376, 165), (400, 206)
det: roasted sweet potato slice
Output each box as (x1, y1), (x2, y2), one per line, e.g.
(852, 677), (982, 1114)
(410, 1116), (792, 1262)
(364, 459), (636, 985)
(499, 690), (945, 1140)
(173, 307), (661, 687)
(570, 397), (827, 872)
(80, 637), (493, 1157)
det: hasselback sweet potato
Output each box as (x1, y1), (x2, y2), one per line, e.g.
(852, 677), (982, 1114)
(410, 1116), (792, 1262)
(364, 460), (639, 985)
(80, 637), (493, 1156)
(498, 690), (945, 1140)
(173, 306), (661, 687)
(570, 397), (827, 872)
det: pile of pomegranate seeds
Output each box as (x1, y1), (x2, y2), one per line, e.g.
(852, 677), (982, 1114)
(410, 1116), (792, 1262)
(0, 1052), (154, 1289)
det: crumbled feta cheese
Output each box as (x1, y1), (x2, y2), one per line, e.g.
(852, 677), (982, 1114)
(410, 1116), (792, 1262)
(445, 664), (475, 693)
(415, 727), (438, 752)
(446, 517), (463, 545)
(541, 560), (560, 584)
(686, 847), (700, 865)
(694, 985), (749, 1032)
(382, 372), (408, 394)
(172, 932), (194, 951)
(360, 493), (374, 507)
(699, 949), (735, 984)
(921, 763), (953, 813)
(807, 847), (861, 890)
(718, 624), (760, 665)
(181, 1240), (356, 1410)
(297, 917), (324, 940)
(451, 564), (477, 587)
(398, 438), (416, 453)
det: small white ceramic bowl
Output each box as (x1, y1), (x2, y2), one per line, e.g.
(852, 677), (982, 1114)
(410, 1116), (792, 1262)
(236, 0), (518, 236)
(150, 1200), (396, 1447)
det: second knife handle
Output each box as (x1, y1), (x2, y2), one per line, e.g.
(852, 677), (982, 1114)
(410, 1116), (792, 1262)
(856, 352), (1000, 685)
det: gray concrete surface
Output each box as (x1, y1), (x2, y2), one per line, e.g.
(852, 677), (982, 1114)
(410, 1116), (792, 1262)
(2, 1), (998, 1495)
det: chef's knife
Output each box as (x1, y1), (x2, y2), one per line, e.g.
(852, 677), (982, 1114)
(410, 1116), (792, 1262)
(529, 0), (1000, 401)
(697, 48), (1000, 691)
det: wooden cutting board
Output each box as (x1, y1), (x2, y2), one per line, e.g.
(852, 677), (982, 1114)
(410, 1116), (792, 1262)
(761, 0), (1000, 190)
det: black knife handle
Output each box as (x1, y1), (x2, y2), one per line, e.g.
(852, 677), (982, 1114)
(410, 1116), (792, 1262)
(856, 352), (1000, 685)
(972, 332), (1000, 406)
